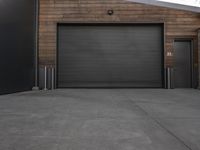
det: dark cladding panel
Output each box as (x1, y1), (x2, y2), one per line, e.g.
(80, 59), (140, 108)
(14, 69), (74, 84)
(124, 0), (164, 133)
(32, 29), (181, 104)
(0, 0), (35, 94)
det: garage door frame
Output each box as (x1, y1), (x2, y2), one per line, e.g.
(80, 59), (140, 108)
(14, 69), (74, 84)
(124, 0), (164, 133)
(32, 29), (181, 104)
(56, 22), (165, 88)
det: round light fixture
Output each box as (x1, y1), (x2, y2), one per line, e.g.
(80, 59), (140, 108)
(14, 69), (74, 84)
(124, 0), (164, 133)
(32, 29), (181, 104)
(107, 10), (114, 15)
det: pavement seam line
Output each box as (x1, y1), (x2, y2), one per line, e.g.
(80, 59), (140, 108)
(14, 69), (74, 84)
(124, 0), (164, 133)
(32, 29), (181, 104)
(122, 93), (194, 150)
(134, 103), (193, 150)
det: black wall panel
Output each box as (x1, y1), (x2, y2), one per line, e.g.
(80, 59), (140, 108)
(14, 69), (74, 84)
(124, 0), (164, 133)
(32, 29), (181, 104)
(0, 0), (35, 94)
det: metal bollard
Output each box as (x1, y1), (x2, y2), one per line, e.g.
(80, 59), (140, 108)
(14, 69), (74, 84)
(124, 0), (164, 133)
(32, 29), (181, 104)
(44, 66), (48, 90)
(167, 67), (171, 89)
(51, 67), (55, 90)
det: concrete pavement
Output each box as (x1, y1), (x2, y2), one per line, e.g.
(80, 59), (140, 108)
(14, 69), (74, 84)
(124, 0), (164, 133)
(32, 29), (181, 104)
(0, 89), (199, 150)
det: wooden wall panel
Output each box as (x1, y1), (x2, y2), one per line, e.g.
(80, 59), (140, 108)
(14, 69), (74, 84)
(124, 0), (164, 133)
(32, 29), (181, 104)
(39, 0), (200, 70)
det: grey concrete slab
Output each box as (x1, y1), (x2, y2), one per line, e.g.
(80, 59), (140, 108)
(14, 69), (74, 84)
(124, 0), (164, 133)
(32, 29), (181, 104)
(0, 113), (65, 137)
(57, 118), (190, 150)
(157, 119), (200, 150)
(136, 103), (200, 118)
(0, 89), (200, 150)
(0, 95), (146, 119)
(0, 135), (59, 150)
(123, 89), (200, 105)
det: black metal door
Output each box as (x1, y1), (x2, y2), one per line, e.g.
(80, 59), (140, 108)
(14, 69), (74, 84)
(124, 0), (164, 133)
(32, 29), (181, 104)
(57, 24), (164, 88)
(174, 40), (192, 88)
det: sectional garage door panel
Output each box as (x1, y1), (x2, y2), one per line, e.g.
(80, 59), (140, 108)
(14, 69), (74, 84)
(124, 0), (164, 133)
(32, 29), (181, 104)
(58, 24), (163, 88)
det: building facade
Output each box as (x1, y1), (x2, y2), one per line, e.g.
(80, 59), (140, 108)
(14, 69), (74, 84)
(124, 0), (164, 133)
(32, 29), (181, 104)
(39, 0), (200, 88)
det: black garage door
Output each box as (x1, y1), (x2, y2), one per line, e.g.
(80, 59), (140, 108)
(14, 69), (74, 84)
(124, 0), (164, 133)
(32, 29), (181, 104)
(57, 24), (163, 88)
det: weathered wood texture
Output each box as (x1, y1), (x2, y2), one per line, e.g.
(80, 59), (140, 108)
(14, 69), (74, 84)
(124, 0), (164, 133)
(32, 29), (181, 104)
(39, 0), (200, 68)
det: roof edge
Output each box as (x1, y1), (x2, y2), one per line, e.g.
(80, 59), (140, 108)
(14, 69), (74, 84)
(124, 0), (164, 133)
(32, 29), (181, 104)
(127, 0), (200, 13)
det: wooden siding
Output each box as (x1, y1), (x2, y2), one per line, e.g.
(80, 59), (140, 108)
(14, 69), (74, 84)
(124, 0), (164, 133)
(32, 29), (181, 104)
(39, 0), (200, 69)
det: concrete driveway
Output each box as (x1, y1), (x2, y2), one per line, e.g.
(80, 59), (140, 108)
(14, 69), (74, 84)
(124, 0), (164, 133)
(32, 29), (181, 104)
(0, 89), (200, 150)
